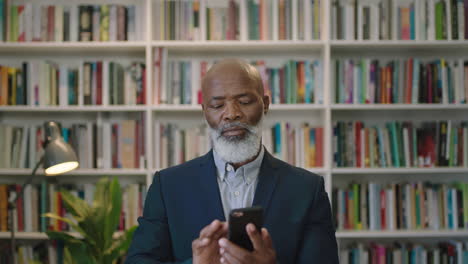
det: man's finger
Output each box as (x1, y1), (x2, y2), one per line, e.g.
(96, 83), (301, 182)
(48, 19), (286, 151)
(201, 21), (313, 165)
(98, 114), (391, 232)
(199, 220), (222, 238)
(220, 250), (242, 264)
(211, 222), (228, 241)
(218, 238), (249, 261)
(261, 227), (274, 248)
(192, 237), (210, 255)
(246, 223), (264, 251)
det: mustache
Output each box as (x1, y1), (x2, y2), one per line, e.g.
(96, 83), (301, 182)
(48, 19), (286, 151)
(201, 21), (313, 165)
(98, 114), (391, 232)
(217, 122), (254, 135)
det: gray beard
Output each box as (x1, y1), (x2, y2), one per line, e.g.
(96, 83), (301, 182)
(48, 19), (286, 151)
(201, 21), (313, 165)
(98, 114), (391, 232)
(208, 117), (263, 164)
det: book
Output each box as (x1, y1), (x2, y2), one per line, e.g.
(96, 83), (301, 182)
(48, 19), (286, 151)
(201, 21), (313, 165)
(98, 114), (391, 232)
(335, 181), (468, 231)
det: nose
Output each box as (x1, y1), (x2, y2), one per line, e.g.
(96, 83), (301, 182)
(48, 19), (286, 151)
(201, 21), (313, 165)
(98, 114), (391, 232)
(223, 102), (242, 122)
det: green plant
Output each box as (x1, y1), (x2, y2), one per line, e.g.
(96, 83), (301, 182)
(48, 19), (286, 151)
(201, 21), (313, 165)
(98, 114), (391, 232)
(44, 177), (137, 264)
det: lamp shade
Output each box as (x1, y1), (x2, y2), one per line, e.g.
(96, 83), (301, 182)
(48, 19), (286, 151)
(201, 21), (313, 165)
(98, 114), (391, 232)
(42, 121), (79, 175)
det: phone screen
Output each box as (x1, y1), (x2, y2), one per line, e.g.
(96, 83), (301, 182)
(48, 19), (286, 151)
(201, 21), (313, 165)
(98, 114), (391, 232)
(228, 206), (263, 251)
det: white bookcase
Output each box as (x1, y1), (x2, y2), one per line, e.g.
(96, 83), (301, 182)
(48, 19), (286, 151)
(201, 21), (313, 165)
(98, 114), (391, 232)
(1, 0), (467, 253)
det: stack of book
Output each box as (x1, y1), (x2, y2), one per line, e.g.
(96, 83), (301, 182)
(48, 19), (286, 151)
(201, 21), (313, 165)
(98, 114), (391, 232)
(247, 0), (322, 40)
(340, 241), (468, 264)
(333, 120), (468, 168)
(0, 118), (145, 170)
(333, 181), (468, 231)
(205, 0), (239, 40)
(0, 123), (96, 170)
(153, 0), (238, 40)
(3, 242), (51, 264)
(110, 119), (146, 169)
(153, 0), (202, 41)
(0, 61), (146, 106)
(332, 0), (468, 41)
(0, 2), (143, 42)
(153, 51), (323, 105)
(155, 123), (210, 169)
(152, 0), (322, 41)
(155, 121), (324, 169)
(335, 58), (468, 104)
(0, 182), (145, 233)
(0, 124), (29, 169)
(263, 122), (324, 168)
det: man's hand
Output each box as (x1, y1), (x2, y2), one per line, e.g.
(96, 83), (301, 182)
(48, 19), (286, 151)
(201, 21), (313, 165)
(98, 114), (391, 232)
(193, 220), (228, 264)
(218, 223), (276, 264)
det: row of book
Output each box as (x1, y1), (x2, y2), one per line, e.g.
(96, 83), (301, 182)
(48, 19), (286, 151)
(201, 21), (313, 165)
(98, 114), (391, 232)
(205, 0), (238, 41)
(0, 2), (143, 42)
(335, 58), (468, 104)
(264, 122), (324, 168)
(154, 0), (238, 41)
(332, 0), (468, 41)
(6, 240), (468, 264)
(2, 242), (54, 264)
(0, 61), (146, 106)
(247, 0), (322, 40)
(340, 241), (468, 264)
(333, 182), (468, 231)
(333, 121), (468, 168)
(154, 0), (202, 41)
(153, 50), (324, 105)
(154, 121), (324, 169)
(5, 240), (131, 264)
(0, 119), (146, 170)
(153, 0), (322, 41)
(154, 123), (210, 169)
(0, 182), (145, 232)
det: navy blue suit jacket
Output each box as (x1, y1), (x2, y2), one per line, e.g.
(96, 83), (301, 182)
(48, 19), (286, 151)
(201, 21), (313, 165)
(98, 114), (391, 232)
(125, 150), (338, 264)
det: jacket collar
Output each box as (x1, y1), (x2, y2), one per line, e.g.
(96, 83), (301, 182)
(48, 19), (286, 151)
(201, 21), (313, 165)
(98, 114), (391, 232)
(199, 148), (280, 221)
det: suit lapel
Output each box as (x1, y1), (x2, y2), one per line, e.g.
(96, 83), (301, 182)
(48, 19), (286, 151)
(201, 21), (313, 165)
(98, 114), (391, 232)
(252, 150), (280, 218)
(199, 150), (226, 221)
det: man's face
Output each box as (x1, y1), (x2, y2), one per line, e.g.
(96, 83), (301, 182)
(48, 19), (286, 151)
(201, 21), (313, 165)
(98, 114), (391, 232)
(202, 72), (268, 140)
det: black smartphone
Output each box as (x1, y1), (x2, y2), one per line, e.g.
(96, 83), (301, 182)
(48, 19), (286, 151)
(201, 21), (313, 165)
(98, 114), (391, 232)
(228, 206), (263, 251)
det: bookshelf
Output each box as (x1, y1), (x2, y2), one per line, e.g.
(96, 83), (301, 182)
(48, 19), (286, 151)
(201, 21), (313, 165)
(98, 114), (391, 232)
(1, 0), (468, 262)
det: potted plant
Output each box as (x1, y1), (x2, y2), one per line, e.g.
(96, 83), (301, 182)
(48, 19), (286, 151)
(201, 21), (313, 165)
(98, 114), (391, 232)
(44, 177), (137, 264)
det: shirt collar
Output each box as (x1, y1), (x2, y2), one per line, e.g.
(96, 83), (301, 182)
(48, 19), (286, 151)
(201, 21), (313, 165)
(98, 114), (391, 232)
(213, 146), (265, 183)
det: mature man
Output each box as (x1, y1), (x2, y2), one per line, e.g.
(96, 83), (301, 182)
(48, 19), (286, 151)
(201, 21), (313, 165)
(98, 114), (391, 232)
(125, 59), (338, 264)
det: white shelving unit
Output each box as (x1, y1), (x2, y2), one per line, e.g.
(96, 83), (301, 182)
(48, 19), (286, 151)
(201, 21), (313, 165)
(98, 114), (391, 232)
(336, 230), (468, 239)
(1, 0), (467, 247)
(0, 232), (123, 240)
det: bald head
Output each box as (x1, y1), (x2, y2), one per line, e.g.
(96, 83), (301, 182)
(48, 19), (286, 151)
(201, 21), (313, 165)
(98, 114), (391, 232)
(201, 59), (264, 96)
(200, 58), (270, 137)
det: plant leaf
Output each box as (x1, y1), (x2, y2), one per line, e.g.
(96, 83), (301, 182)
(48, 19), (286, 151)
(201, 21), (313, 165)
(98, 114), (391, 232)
(45, 231), (82, 244)
(91, 178), (113, 252)
(105, 226), (137, 260)
(42, 213), (95, 247)
(103, 178), (122, 249)
(43, 213), (83, 233)
(47, 231), (96, 264)
(59, 190), (91, 220)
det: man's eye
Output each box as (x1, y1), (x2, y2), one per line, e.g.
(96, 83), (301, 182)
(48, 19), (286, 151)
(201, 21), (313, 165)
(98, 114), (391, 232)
(239, 100), (251, 105)
(211, 104), (223, 109)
